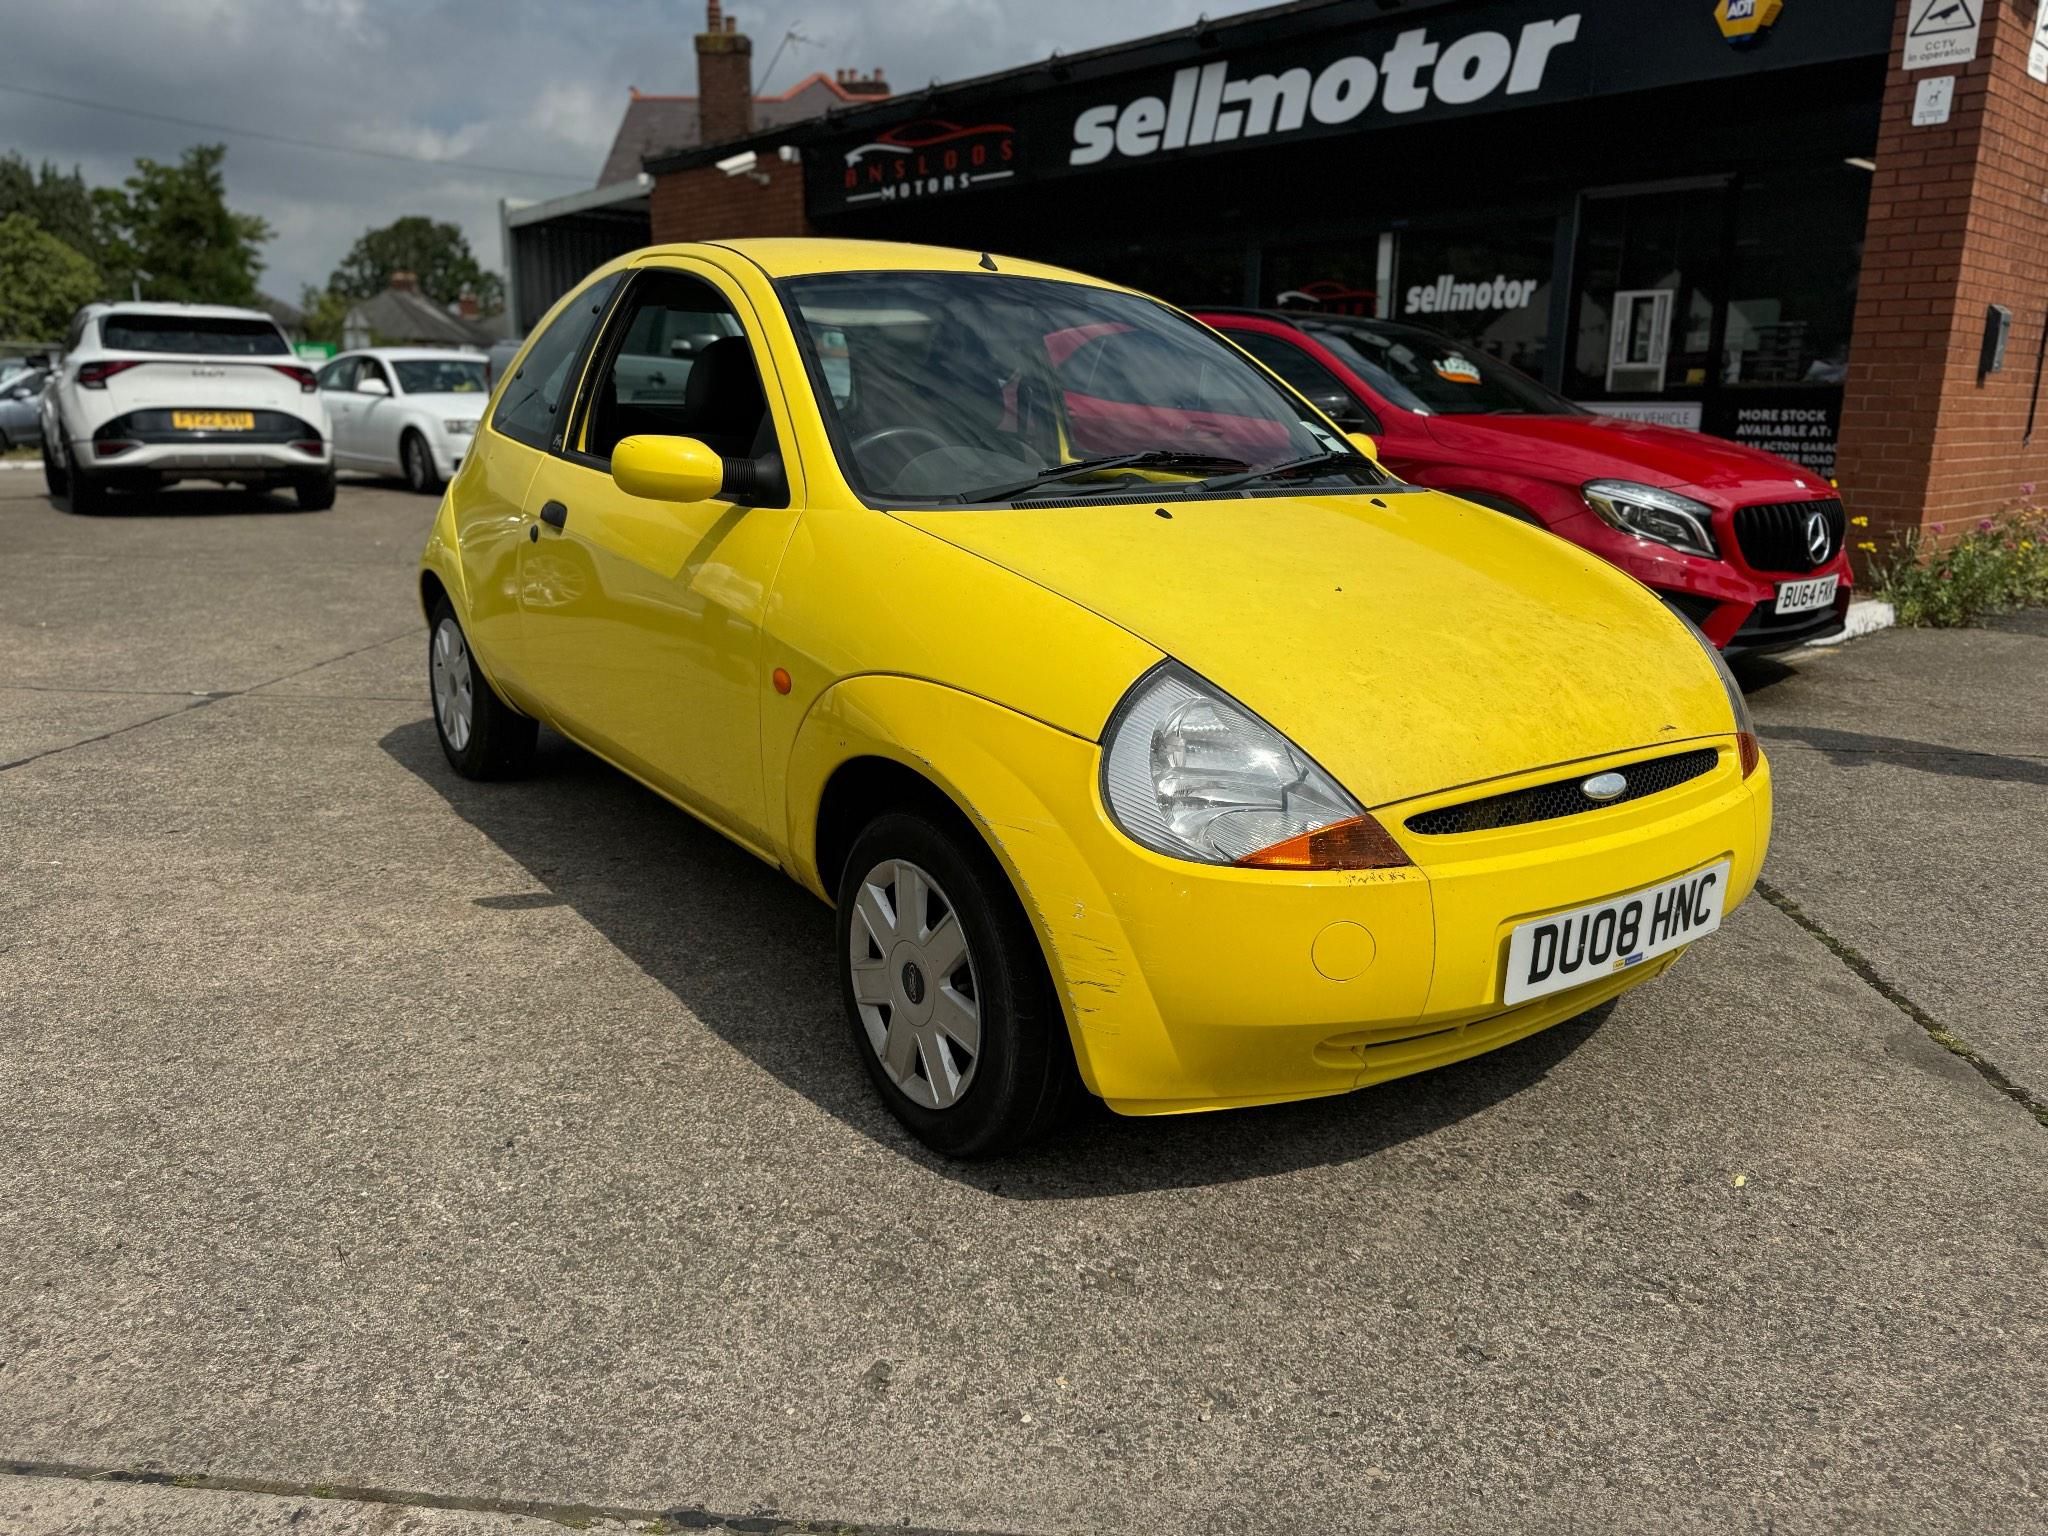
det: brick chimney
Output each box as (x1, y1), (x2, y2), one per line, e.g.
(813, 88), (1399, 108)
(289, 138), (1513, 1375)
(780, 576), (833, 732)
(836, 67), (890, 99)
(389, 270), (420, 294)
(696, 0), (753, 146)
(457, 292), (480, 320)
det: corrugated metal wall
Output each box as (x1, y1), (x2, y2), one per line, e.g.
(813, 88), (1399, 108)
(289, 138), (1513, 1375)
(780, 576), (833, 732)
(510, 208), (651, 332)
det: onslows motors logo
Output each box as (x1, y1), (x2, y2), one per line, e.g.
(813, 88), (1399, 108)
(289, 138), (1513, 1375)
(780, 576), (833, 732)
(843, 118), (1017, 205)
(1069, 14), (1583, 166)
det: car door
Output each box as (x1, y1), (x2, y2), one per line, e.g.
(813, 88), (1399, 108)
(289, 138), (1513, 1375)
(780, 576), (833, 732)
(454, 271), (624, 700)
(353, 357), (402, 472)
(318, 356), (361, 461)
(515, 257), (803, 850)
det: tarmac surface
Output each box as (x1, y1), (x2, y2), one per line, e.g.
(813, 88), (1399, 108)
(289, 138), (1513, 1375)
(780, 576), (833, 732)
(2, 471), (2043, 1535)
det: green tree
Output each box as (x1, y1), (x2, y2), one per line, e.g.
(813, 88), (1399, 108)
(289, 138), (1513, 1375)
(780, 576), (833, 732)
(0, 214), (101, 341)
(328, 215), (503, 313)
(297, 284), (355, 346)
(95, 144), (271, 306)
(0, 154), (99, 272)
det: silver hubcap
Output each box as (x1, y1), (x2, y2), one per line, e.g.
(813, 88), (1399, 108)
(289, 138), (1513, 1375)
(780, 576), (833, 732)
(848, 858), (981, 1110)
(430, 617), (474, 751)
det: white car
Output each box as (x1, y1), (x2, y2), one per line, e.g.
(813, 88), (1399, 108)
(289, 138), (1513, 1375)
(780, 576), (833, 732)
(317, 348), (491, 494)
(40, 303), (334, 513)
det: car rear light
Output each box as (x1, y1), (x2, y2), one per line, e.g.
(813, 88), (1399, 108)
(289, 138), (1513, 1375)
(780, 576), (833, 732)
(77, 360), (141, 389)
(93, 440), (141, 457)
(269, 364), (318, 393)
(1235, 814), (1413, 871)
(1737, 731), (1761, 778)
(290, 439), (324, 455)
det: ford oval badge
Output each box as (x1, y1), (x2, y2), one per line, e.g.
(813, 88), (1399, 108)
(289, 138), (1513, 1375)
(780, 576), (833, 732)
(1582, 771), (1628, 802)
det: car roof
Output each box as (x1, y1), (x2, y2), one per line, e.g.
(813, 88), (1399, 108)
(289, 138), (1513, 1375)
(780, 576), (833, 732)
(661, 237), (1125, 291)
(345, 347), (488, 362)
(85, 301), (278, 322)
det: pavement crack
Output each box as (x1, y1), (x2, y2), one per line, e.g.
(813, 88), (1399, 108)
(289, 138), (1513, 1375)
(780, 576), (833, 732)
(0, 1458), (1024, 1536)
(1758, 880), (2048, 1129)
(0, 627), (417, 776)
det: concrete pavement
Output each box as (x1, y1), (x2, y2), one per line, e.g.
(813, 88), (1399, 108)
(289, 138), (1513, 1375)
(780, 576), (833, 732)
(2, 474), (2043, 1534)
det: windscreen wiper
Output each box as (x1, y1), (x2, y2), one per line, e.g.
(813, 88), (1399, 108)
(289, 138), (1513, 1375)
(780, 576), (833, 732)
(1194, 449), (1365, 492)
(960, 449), (1248, 502)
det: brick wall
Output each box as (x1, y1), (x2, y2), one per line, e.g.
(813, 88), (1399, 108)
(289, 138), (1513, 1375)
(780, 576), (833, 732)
(649, 162), (812, 243)
(1837, 0), (2048, 558)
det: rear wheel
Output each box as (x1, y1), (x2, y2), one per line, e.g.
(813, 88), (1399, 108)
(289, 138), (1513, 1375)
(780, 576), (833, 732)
(294, 468), (337, 511)
(836, 810), (1078, 1157)
(402, 430), (442, 495)
(66, 463), (109, 515)
(428, 598), (536, 779)
(42, 423), (70, 497)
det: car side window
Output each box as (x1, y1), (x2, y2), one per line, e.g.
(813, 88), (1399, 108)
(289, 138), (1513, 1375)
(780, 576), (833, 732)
(1231, 330), (1381, 433)
(493, 271), (623, 451)
(573, 270), (768, 465)
(317, 357), (356, 390)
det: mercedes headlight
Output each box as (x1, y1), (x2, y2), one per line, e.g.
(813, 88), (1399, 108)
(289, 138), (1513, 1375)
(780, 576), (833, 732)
(1583, 480), (1718, 558)
(443, 417), (478, 436)
(1100, 664), (1409, 870)
(1667, 607), (1760, 778)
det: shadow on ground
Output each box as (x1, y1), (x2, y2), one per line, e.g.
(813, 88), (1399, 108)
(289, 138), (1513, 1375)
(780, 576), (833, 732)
(381, 718), (1607, 1199)
(51, 486), (322, 517)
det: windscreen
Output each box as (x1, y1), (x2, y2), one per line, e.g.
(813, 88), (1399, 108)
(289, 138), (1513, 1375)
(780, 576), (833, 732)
(394, 358), (488, 395)
(781, 271), (1384, 505)
(99, 313), (290, 356)
(1308, 322), (1580, 417)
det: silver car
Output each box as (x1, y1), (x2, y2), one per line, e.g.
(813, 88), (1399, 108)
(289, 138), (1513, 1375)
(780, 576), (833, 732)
(0, 367), (49, 452)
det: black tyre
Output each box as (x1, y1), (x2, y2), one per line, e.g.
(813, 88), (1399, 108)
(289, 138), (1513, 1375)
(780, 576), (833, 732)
(427, 598), (537, 779)
(836, 809), (1079, 1157)
(67, 464), (109, 515)
(401, 430), (442, 495)
(295, 468), (337, 511)
(42, 424), (70, 497)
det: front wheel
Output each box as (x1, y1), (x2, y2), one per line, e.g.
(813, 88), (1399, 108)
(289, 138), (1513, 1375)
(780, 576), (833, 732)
(837, 811), (1078, 1157)
(402, 430), (442, 495)
(427, 599), (537, 779)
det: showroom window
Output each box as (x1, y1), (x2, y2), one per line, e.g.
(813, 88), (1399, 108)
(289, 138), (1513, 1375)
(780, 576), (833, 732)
(1391, 221), (1556, 381)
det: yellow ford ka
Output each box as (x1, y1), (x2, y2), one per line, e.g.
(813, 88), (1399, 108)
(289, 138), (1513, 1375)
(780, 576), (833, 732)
(419, 239), (1769, 1156)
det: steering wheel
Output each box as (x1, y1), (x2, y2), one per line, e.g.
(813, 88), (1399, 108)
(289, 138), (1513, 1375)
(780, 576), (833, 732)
(852, 425), (954, 480)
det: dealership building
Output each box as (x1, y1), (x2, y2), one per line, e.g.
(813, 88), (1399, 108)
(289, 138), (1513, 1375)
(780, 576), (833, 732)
(511, 0), (2048, 549)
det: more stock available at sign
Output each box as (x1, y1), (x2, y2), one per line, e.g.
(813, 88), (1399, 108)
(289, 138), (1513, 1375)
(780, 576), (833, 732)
(809, 0), (1890, 215)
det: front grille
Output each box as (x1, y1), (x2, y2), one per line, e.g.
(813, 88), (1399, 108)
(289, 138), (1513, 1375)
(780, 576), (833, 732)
(1733, 498), (1844, 573)
(1405, 748), (1720, 836)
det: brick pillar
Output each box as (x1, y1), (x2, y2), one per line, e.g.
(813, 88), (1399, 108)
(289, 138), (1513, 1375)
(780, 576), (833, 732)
(696, 0), (754, 146)
(1836, 0), (2048, 563)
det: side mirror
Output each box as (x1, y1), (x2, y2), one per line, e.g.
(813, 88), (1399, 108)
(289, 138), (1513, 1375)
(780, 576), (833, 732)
(1345, 431), (1380, 462)
(356, 376), (390, 396)
(613, 434), (725, 503)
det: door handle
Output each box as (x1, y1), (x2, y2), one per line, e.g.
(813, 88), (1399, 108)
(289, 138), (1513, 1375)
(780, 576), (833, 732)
(539, 500), (568, 531)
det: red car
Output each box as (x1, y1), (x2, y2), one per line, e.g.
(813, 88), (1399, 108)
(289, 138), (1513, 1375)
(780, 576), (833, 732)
(1198, 310), (1852, 654)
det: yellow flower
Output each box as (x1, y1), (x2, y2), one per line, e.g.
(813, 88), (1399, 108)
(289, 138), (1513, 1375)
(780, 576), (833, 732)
(1851, 515), (1869, 527)
(1856, 539), (1878, 552)
(2024, 540), (2036, 551)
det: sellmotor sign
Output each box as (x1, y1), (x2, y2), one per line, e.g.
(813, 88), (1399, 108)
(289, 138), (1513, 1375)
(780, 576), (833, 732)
(1069, 16), (1583, 166)
(804, 0), (1893, 216)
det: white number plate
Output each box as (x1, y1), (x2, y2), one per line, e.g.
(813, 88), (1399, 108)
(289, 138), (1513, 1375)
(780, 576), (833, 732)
(1774, 574), (1839, 615)
(1503, 861), (1731, 1006)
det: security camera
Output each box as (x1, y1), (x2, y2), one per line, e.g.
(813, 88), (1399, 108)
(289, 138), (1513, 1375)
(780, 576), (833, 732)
(777, 144), (801, 164)
(716, 150), (759, 177)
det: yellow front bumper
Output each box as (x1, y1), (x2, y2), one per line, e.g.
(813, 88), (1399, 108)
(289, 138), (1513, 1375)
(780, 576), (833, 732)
(789, 681), (1770, 1118)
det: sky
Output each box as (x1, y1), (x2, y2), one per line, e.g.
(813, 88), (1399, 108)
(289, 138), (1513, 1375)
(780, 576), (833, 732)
(0, 0), (1236, 305)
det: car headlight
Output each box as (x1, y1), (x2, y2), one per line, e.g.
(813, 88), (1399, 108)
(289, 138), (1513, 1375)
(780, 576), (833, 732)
(1583, 480), (1718, 558)
(1667, 607), (1761, 778)
(1100, 663), (1410, 869)
(443, 417), (478, 437)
